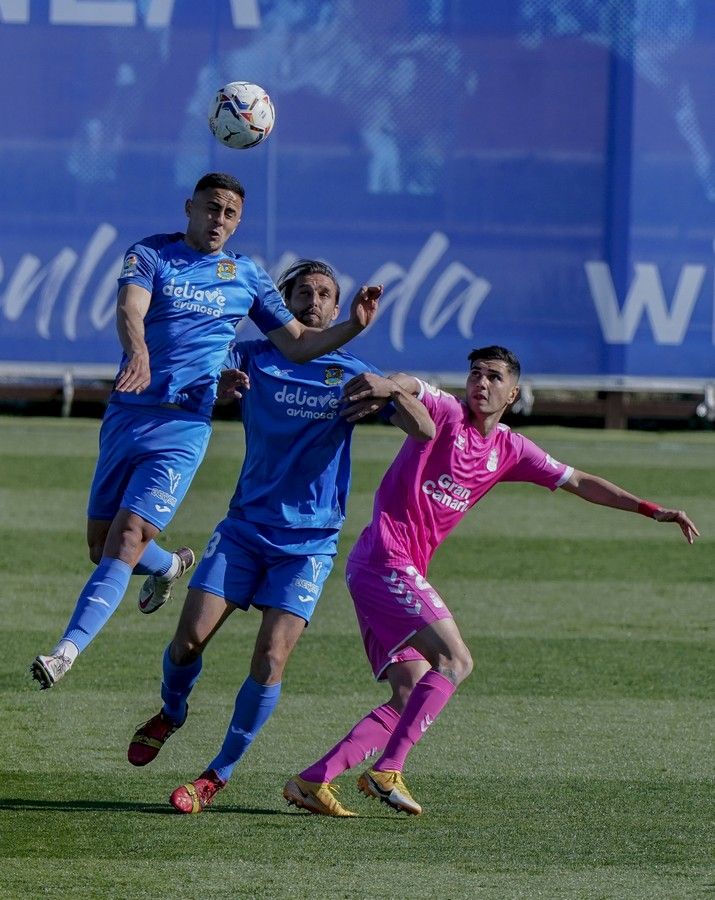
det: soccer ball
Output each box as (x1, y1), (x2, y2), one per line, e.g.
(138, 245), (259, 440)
(208, 81), (275, 150)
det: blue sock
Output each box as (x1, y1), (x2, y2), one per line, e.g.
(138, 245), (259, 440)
(161, 644), (202, 723)
(208, 677), (282, 782)
(63, 557), (133, 653)
(133, 541), (173, 576)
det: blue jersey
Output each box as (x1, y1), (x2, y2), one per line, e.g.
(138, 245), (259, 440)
(112, 233), (295, 418)
(226, 340), (383, 536)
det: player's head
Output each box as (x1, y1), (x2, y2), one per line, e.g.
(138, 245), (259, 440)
(465, 346), (521, 423)
(193, 172), (246, 200)
(468, 346), (520, 380)
(184, 172), (245, 254)
(277, 259), (341, 329)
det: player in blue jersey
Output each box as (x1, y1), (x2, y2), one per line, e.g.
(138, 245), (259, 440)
(30, 175), (383, 691)
(125, 259), (435, 815)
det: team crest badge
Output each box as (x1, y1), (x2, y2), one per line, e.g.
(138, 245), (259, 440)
(486, 449), (499, 472)
(216, 260), (237, 280)
(121, 254), (138, 277)
(324, 366), (343, 385)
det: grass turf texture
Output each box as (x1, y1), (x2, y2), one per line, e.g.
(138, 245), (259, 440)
(1, 416), (713, 899)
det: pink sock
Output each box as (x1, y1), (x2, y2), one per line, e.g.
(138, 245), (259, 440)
(299, 703), (401, 783)
(375, 670), (455, 772)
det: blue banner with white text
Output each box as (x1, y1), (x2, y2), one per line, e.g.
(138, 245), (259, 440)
(1, 1), (713, 381)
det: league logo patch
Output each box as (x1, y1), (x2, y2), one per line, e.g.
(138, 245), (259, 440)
(324, 366), (343, 386)
(217, 260), (237, 281)
(121, 254), (138, 277)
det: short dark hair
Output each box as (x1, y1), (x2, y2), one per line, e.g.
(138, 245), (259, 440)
(276, 259), (341, 304)
(468, 345), (521, 380)
(193, 172), (245, 200)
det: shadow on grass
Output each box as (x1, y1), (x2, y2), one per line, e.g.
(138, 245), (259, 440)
(0, 798), (285, 816)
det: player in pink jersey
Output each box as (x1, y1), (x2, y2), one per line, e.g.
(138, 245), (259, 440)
(283, 346), (699, 818)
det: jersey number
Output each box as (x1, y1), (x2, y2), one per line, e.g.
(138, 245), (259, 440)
(204, 531), (221, 558)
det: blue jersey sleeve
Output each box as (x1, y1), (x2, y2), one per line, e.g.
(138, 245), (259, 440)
(117, 233), (182, 294)
(225, 339), (268, 371)
(247, 265), (295, 335)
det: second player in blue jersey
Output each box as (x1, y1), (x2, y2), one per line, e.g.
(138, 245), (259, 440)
(126, 259), (435, 814)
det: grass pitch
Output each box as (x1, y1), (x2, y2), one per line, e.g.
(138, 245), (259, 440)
(1, 416), (713, 899)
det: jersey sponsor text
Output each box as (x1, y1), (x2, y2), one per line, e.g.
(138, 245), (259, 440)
(274, 384), (340, 420)
(162, 279), (227, 318)
(421, 473), (471, 512)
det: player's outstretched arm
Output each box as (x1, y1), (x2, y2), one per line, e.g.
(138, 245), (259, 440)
(266, 285), (383, 363)
(560, 469), (700, 544)
(114, 284), (152, 394)
(340, 372), (435, 440)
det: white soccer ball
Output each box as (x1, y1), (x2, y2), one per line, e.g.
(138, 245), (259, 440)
(208, 81), (275, 150)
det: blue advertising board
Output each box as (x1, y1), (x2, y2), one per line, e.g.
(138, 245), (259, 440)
(0, 1), (713, 382)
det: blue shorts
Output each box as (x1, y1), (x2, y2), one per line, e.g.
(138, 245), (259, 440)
(87, 403), (212, 530)
(189, 516), (335, 623)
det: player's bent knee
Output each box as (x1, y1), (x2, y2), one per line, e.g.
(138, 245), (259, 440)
(459, 651), (475, 683)
(169, 639), (201, 667)
(453, 639), (474, 683)
(119, 525), (148, 558)
(437, 650), (473, 686)
(106, 511), (159, 564)
(250, 647), (289, 685)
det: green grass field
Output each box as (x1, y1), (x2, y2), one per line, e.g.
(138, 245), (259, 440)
(1, 416), (713, 899)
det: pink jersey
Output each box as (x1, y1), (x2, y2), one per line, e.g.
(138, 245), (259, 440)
(350, 384), (573, 574)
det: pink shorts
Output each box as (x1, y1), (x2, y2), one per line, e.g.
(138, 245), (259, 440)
(345, 555), (453, 680)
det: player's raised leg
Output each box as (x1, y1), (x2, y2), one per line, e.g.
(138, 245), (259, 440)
(31, 409), (210, 690)
(86, 486), (194, 615)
